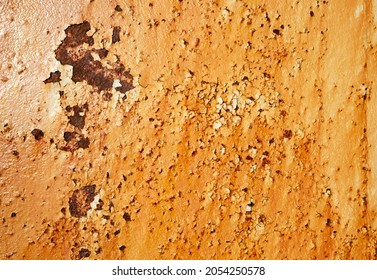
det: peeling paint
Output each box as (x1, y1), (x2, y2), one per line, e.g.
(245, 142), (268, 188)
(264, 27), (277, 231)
(1, 0), (377, 260)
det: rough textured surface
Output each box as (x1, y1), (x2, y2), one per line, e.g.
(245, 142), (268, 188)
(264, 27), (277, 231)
(1, 0), (377, 260)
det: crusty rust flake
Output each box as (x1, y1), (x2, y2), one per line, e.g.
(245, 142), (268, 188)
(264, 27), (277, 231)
(69, 185), (97, 218)
(66, 103), (88, 130)
(60, 131), (90, 151)
(31, 129), (44, 140)
(55, 21), (134, 95)
(112, 26), (121, 44)
(43, 71), (61, 84)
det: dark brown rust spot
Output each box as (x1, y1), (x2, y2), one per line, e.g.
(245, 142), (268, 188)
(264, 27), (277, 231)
(123, 212), (131, 221)
(61, 131), (89, 151)
(55, 21), (134, 94)
(115, 5), (123, 12)
(62, 21), (92, 46)
(78, 248), (91, 259)
(31, 129), (44, 140)
(44, 71), (61, 84)
(263, 72), (271, 79)
(283, 130), (293, 139)
(258, 214), (266, 224)
(55, 21), (94, 65)
(262, 157), (270, 167)
(117, 78), (133, 94)
(69, 185), (97, 218)
(63, 131), (75, 142)
(97, 48), (109, 59)
(71, 53), (114, 92)
(112, 26), (121, 44)
(66, 103), (88, 129)
(114, 64), (134, 93)
(77, 136), (90, 149)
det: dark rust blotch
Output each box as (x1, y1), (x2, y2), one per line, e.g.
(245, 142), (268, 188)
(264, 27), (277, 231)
(44, 71), (61, 84)
(78, 248), (91, 259)
(69, 185), (97, 218)
(77, 136), (90, 149)
(61, 21), (93, 48)
(112, 26), (121, 44)
(71, 53), (114, 91)
(55, 21), (94, 65)
(55, 21), (134, 94)
(31, 129), (44, 140)
(115, 5), (123, 12)
(97, 48), (109, 59)
(123, 212), (131, 221)
(283, 130), (293, 139)
(67, 104), (88, 130)
(61, 131), (90, 151)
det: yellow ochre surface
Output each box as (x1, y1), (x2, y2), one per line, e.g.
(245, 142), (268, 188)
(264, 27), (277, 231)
(1, 0), (377, 259)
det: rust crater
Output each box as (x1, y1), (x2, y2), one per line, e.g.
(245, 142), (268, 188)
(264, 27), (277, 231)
(48, 21), (135, 152)
(60, 131), (90, 152)
(45, 21), (136, 152)
(69, 185), (97, 218)
(43, 71), (61, 84)
(54, 21), (134, 94)
(66, 103), (88, 130)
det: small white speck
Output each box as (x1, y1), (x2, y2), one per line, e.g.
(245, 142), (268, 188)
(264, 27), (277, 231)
(220, 145), (226, 154)
(355, 4), (364, 18)
(213, 120), (222, 130)
(246, 205), (252, 212)
(113, 79), (121, 89)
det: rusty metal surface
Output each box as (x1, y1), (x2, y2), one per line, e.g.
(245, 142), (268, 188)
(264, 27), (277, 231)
(1, 0), (377, 259)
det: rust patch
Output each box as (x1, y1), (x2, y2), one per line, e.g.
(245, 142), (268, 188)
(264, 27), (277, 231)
(69, 185), (97, 218)
(97, 48), (109, 59)
(55, 21), (94, 65)
(113, 64), (134, 93)
(112, 26), (121, 44)
(115, 5), (123, 12)
(123, 212), (131, 222)
(60, 131), (89, 151)
(55, 21), (134, 95)
(273, 29), (281, 35)
(66, 103), (88, 130)
(283, 129), (293, 139)
(31, 129), (44, 140)
(70, 53), (114, 92)
(44, 71), (61, 84)
(77, 248), (91, 259)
